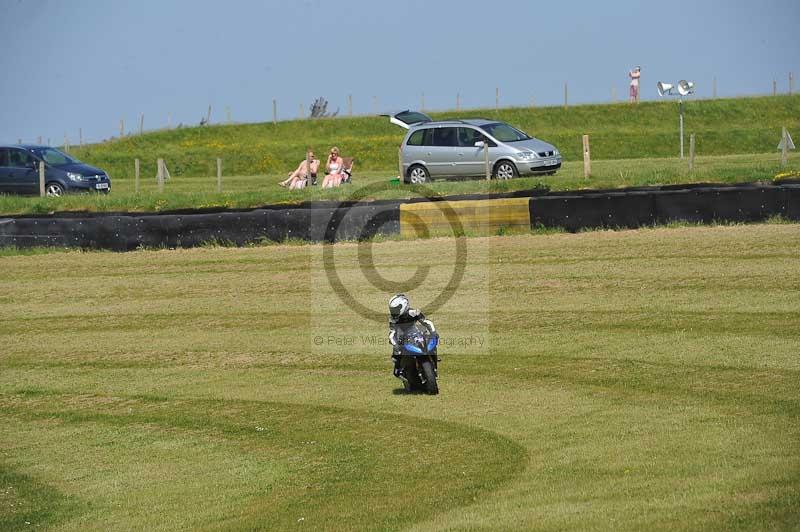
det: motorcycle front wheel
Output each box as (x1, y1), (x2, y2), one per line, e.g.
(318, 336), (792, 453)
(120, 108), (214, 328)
(420, 359), (439, 395)
(402, 357), (422, 392)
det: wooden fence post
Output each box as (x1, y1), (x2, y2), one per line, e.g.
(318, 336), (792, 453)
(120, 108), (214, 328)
(157, 158), (164, 193)
(582, 134), (591, 179)
(39, 161), (45, 197)
(689, 134), (696, 171)
(272, 99), (277, 125)
(217, 158), (222, 192)
(398, 146), (403, 181)
(781, 127), (789, 168)
(135, 159), (140, 193)
(484, 142), (490, 181)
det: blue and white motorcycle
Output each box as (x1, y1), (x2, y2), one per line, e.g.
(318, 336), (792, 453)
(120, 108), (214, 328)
(398, 323), (440, 395)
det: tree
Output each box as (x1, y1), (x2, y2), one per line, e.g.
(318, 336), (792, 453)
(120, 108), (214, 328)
(310, 97), (339, 118)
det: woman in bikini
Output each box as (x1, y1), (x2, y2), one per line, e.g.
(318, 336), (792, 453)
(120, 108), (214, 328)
(321, 146), (344, 189)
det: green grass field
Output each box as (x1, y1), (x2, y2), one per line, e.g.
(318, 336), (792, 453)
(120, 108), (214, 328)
(2, 223), (798, 530)
(1, 95), (798, 215)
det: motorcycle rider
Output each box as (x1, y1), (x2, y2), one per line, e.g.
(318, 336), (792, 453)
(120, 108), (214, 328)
(388, 293), (436, 378)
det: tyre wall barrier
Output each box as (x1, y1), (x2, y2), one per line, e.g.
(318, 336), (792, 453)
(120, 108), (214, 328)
(0, 184), (797, 251)
(530, 185), (799, 231)
(0, 203), (399, 251)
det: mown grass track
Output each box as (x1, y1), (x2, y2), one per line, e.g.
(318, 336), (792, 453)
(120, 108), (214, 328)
(1, 224), (799, 530)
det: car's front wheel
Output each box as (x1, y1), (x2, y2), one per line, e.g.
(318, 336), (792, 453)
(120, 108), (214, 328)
(45, 182), (65, 197)
(493, 161), (518, 180)
(407, 165), (430, 184)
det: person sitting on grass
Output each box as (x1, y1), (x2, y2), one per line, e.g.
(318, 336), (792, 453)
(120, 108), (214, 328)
(279, 151), (320, 190)
(321, 146), (345, 189)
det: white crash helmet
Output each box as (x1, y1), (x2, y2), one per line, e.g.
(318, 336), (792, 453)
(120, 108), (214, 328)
(388, 293), (410, 319)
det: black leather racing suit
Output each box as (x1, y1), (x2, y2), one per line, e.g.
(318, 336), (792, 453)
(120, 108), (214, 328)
(388, 309), (436, 377)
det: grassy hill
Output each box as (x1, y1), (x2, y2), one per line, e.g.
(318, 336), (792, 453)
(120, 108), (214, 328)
(70, 95), (800, 180)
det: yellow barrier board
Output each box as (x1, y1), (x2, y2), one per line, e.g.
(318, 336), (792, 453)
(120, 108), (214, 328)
(399, 198), (531, 238)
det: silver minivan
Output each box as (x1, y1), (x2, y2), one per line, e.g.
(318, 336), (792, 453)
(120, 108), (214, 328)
(385, 111), (562, 184)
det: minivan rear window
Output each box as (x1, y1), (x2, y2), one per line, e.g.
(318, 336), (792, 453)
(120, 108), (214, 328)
(396, 111), (431, 126)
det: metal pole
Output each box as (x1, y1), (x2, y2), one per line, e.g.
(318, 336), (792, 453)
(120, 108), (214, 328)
(679, 99), (685, 159)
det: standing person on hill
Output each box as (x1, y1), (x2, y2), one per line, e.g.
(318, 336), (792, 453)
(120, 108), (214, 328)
(629, 66), (641, 103)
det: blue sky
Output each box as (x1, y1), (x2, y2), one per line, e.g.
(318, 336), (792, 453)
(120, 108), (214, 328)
(1, 0), (797, 145)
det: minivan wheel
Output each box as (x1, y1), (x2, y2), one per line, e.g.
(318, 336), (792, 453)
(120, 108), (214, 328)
(45, 183), (65, 197)
(408, 165), (430, 184)
(493, 161), (518, 180)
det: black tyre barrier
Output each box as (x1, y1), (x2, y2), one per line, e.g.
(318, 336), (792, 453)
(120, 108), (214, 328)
(0, 203), (399, 251)
(530, 184), (800, 232)
(0, 184), (797, 251)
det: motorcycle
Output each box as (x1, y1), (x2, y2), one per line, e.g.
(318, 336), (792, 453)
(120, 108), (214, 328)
(397, 322), (439, 395)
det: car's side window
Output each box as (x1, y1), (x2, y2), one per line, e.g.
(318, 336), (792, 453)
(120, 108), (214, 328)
(407, 129), (425, 146)
(433, 127), (458, 147)
(458, 127), (480, 147)
(419, 128), (434, 146)
(459, 128), (496, 147)
(8, 149), (33, 168)
(0, 148), (10, 167)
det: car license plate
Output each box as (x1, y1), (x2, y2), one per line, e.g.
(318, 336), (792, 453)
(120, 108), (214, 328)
(95, 183), (109, 190)
(544, 160), (557, 166)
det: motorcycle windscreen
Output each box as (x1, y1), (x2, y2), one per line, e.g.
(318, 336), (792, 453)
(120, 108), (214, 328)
(427, 337), (438, 351)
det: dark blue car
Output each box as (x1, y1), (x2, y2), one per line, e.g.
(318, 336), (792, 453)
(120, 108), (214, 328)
(0, 145), (111, 196)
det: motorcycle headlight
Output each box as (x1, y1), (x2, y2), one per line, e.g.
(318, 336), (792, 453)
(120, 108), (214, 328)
(66, 172), (85, 182)
(516, 151), (537, 161)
